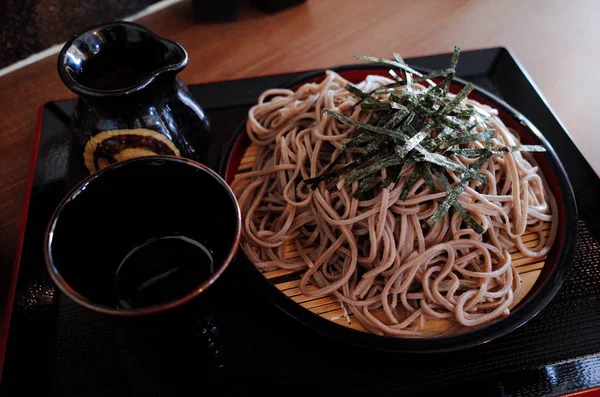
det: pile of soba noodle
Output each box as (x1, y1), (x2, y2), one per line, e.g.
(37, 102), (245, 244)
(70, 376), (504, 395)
(231, 70), (557, 337)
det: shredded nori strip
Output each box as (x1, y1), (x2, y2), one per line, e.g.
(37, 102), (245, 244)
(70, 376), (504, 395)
(421, 163), (438, 193)
(302, 48), (547, 233)
(400, 166), (422, 200)
(323, 109), (406, 140)
(428, 184), (465, 226)
(430, 168), (486, 233)
(382, 164), (403, 188)
(452, 203), (486, 234)
(346, 155), (404, 184)
(450, 145), (546, 157)
(356, 173), (376, 198)
(442, 46), (461, 94)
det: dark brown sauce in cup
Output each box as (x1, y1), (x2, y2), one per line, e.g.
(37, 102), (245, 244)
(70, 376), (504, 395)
(114, 235), (215, 309)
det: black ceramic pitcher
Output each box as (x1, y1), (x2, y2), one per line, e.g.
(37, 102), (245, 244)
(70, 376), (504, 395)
(57, 22), (210, 173)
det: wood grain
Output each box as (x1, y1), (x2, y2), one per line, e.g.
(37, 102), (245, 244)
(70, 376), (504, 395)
(235, 142), (546, 335)
(0, 0), (597, 312)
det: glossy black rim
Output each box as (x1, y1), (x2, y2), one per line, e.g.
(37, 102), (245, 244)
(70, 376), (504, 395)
(222, 64), (578, 353)
(57, 21), (188, 98)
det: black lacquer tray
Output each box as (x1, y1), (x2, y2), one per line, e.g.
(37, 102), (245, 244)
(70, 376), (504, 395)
(2, 48), (600, 396)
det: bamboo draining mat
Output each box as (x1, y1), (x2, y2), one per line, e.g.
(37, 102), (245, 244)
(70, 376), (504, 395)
(235, 142), (546, 334)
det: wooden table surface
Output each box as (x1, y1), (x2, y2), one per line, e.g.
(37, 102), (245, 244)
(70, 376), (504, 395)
(1, 0), (599, 301)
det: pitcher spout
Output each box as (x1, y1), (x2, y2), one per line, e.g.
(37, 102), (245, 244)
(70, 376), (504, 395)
(58, 21), (188, 98)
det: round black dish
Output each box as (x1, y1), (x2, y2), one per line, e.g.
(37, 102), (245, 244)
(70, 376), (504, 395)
(45, 156), (241, 319)
(223, 64), (578, 353)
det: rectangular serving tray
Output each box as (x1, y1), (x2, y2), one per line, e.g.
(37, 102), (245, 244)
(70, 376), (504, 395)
(2, 48), (600, 396)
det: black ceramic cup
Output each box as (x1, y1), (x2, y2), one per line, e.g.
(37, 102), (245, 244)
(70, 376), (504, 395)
(44, 156), (241, 320)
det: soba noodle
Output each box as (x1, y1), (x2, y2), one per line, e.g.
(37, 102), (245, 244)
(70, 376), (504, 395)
(232, 71), (557, 337)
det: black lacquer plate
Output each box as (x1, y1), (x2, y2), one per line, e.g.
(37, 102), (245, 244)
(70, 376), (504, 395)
(223, 65), (577, 353)
(2, 48), (600, 397)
